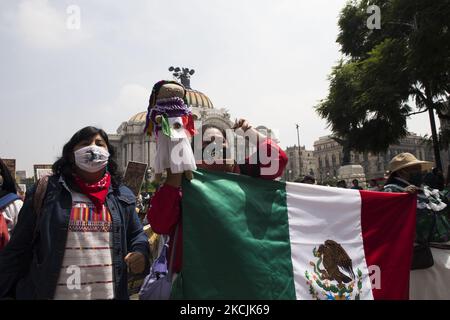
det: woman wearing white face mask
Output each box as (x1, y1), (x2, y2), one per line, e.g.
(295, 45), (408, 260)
(0, 126), (149, 300)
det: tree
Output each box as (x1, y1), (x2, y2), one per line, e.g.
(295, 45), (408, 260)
(317, 0), (450, 170)
(437, 102), (450, 150)
(316, 56), (411, 164)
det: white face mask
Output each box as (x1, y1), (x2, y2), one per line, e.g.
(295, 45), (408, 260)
(74, 145), (110, 173)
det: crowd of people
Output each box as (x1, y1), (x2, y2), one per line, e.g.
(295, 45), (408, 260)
(0, 120), (449, 300)
(304, 166), (449, 196)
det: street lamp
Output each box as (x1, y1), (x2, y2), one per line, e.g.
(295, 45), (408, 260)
(169, 66), (195, 89)
(296, 124), (302, 177)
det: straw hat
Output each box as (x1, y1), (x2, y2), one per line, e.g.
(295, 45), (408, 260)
(388, 152), (433, 173)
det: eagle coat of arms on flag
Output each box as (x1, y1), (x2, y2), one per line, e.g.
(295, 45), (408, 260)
(304, 240), (363, 300)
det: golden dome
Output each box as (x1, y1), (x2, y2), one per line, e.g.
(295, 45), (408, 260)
(185, 89), (214, 109)
(128, 111), (147, 123)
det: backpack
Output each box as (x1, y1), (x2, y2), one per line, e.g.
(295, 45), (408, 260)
(0, 213), (9, 251)
(0, 193), (21, 250)
(0, 193), (20, 210)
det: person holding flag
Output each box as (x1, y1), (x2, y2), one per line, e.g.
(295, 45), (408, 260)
(383, 152), (450, 300)
(146, 118), (288, 277)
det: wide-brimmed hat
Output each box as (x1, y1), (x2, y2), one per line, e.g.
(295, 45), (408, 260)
(388, 152), (433, 173)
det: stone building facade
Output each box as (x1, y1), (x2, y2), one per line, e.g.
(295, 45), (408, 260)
(312, 133), (435, 183)
(283, 146), (317, 181)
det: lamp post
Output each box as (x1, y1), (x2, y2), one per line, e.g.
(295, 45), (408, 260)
(169, 66), (195, 89)
(296, 124), (302, 178)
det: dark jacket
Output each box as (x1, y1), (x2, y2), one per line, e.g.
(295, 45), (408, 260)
(0, 175), (149, 300)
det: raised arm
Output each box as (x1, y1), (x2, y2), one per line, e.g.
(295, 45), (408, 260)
(146, 181), (182, 235)
(234, 119), (288, 180)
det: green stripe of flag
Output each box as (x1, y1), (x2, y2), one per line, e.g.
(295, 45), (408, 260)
(177, 169), (296, 299)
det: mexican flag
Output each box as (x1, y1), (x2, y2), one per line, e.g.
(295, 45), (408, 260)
(178, 169), (416, 300)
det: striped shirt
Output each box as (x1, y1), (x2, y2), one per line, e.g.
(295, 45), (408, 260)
(53, 192), (115, 300)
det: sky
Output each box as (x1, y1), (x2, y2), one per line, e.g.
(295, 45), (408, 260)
(0, 0), (438, 176)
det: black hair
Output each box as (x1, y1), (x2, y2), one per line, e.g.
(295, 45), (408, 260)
(200, 124), (227, 140)
(190, 124), (241, 166)
(0, 158), (18, 196)
(191, 123), (228, 152)
(337, 180), (347, 187)
(52, 126), (122, 188)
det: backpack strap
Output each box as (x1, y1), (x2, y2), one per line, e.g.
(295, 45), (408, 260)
(32, 175), (50, 242)
(0, 212), (10, 250)
(0, 193), (21, 210)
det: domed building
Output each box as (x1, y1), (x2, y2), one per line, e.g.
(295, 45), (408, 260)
(108, 75), (234, 173)
(109, 68), (278, 175)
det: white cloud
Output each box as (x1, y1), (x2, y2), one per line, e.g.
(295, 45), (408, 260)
(98, 83), (150, 133)
(117, 83), (149, 111)
(1, 0), (438, 174)
(16, 0), (91, 49)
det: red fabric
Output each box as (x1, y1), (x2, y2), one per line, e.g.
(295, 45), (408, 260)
(0, 213), (9, 251)
(148, 184), (183, 273)
(182, 115), (196, 137)
(240, 138), (288, 180)
(147, 138), (287, 273)
(360, 190), (416, 300)
(73, 173), (111, 212)
(260, 138), (288, 179)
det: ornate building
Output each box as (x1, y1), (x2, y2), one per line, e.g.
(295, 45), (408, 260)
(109, 93), (232, 173)
(313, 133), (435, 183)
(283, 146), (317, 181)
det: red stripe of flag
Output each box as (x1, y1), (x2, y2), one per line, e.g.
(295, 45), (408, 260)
(360, 190), (416, 300)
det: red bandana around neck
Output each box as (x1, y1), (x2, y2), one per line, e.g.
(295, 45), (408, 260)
(73, 172), (111, 212)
